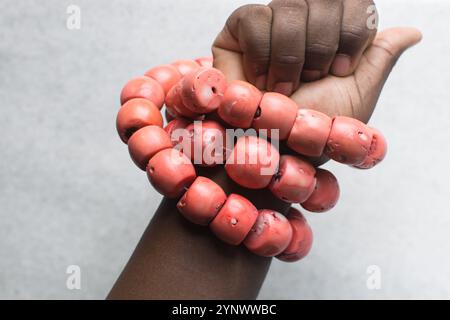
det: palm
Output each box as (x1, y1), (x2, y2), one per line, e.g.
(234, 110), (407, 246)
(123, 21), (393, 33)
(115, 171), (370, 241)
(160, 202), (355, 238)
(213, 27), (421, 124)
(291, 58), (373, 123)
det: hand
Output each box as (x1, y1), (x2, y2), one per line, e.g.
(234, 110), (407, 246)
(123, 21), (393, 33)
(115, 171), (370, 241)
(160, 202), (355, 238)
(213, 1), (422, 122)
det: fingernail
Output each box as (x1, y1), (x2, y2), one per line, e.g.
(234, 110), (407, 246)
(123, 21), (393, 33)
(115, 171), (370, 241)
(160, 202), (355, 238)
(255, 75), (267, 90)
(302, 70), (322, 82)
(331, 54), (351, 76)
(273, 82), (293, 96)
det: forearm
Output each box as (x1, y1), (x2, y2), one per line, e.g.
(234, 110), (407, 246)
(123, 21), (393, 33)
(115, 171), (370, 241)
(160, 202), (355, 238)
(107, 198), (269, 299)
(107, 167), (290, 300)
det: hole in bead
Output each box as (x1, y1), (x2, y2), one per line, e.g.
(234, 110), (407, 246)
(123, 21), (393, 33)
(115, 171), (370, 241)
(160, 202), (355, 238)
(358, 131), (368, 141)
(148, 166), (155, 174)
(211, 86), (217, 94)
(253, 107), (262, 119)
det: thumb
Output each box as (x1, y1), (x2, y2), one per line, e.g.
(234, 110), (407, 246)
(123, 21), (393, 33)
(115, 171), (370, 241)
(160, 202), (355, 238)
(362, 27), (422, 76)
(355, 27), (422, 120)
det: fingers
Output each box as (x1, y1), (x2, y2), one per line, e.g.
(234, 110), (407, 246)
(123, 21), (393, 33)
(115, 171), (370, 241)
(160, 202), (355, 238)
(302, 0), (343, 82)
(331, 0), (378, 77)
(354, 27), (423, 121)
(212, 5), (265, 83)
(225, 5), (273, 88)
(267, 0), (308, 95)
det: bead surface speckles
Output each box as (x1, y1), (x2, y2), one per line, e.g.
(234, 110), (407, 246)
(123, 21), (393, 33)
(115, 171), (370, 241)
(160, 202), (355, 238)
(354, 127), (387, 169)
(252, 92), (298, 140)
(244, 209), (293, 257)
(287, 109), (332, 157)
(177, 177), (227, 226)
(181, 67), (227, 114)
(325, 116), (373, 165)
(269, 155), (316, 203)
(210, 194), (258, 245)
(146, 148), (196, 199)
(218, 80), (262, 128)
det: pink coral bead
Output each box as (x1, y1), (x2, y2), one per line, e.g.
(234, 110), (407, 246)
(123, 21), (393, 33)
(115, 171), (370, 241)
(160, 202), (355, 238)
(146, 149), (196, 199)
(210, 194), (258, 245)
(195, 57), (214, 68)
(177, 177), (227, 226)
(218, 80), (262, 128)
(252, 92), (298, 140)
(354, 127), (388, 169)
(145, 64), (182, 94)
(165, 81), (203, 119)
(325, 116), (373, 165)
(244, 209), (293, 257)
(277, 207), (313, 262)
(171, 59), (200, 76)
(269, 155), (316, 203)
(120, 76), (165, 109)
(184, 120), (226, 167)
(128, 125), (173, 171)
(225, 136), (280, 189)
(287, 109), (332, 157)
(181, 67), (227, 114)
(116, 98), (163, 143)
(301, 169), (340, 213)
(164, 118), (191, 146)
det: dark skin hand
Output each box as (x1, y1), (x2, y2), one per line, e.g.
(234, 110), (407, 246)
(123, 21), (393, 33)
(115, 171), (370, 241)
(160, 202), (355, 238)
(213, 0), (422, 122)
(108, 1), (421, 299)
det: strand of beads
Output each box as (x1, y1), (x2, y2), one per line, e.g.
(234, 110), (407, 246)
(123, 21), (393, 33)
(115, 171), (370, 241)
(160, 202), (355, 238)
(115, 58), (387, 262)
(216, 80), (387, 212)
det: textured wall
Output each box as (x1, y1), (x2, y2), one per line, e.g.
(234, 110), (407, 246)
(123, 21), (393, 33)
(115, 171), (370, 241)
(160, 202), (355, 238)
(0, 0), (448, 299)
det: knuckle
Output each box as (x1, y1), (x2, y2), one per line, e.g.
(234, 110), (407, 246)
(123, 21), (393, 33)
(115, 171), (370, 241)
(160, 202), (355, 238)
(272, 54), (304, 66)
(340, 25), (370, 47)
(306, 43), (338, 58)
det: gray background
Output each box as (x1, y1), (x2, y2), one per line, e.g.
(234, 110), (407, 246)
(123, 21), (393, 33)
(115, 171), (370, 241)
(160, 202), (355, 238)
(0, 0), (449, 299)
